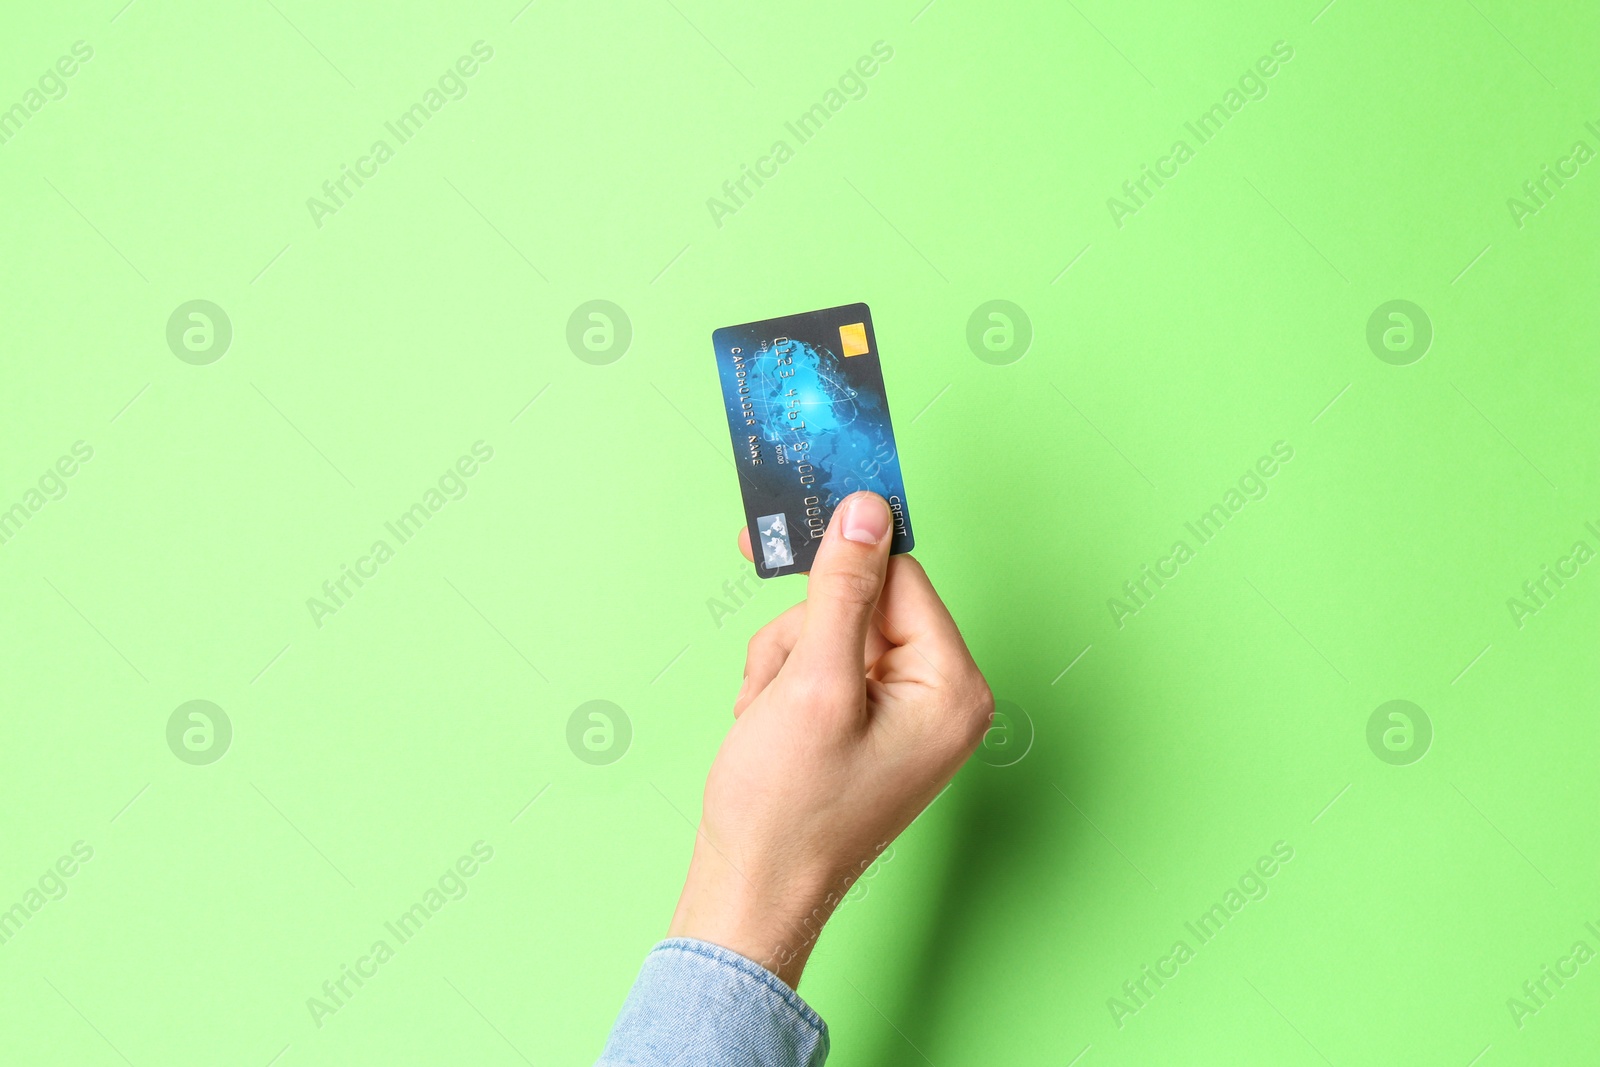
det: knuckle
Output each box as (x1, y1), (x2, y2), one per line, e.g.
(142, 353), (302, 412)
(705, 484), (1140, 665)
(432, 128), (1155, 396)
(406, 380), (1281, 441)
(955, 678), (996, 750)
(792, 669), (840, 704)
(971, 679), (996, 720)
(963, 716), (990, 754)
(746, 628), (776, 661)
(785, 670), (860, 719)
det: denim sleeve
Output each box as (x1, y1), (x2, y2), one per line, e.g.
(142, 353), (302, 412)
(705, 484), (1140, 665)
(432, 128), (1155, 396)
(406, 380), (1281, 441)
(596, 937), (829, 1067)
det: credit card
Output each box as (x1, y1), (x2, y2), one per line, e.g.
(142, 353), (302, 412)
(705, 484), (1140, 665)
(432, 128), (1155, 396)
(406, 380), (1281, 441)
(712, 302), (913, 578)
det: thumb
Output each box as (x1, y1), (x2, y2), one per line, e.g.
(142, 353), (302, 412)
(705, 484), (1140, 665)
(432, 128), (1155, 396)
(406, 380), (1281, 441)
(792, 492), (893, 675)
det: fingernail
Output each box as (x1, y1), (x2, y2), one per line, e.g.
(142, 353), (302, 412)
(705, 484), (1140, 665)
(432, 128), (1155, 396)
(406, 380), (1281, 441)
(841, 493), (890, 544)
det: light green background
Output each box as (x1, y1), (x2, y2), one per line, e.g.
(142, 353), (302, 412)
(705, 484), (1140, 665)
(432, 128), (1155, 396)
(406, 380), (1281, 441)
(2, 1), (1596, 1064)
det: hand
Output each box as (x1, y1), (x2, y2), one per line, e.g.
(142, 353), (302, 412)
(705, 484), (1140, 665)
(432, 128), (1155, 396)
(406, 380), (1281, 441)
(667, 491), (994, 989)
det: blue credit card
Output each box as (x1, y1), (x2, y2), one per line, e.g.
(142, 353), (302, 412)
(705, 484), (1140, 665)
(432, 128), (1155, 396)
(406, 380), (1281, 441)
(712, 302), (913, 578)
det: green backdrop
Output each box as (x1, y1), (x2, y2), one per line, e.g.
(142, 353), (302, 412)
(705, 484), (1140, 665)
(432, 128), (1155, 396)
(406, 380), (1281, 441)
(2, 1), (1596, 1064)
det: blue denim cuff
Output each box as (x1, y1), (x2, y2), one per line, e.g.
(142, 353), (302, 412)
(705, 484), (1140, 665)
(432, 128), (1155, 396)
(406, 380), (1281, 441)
(596, 937), (829, 1066)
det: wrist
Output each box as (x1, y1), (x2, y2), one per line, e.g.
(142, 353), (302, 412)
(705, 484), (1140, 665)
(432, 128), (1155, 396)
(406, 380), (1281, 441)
(666, 837), (836, 989)
(666, 831), (895, 988)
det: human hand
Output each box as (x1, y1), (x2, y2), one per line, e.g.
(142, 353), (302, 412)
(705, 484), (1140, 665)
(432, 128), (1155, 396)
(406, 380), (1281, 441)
(666, 491), (993, 989)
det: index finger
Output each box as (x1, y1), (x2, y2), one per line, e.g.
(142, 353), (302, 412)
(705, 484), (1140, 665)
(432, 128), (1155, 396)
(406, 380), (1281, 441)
(872, 554), (978, 679)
